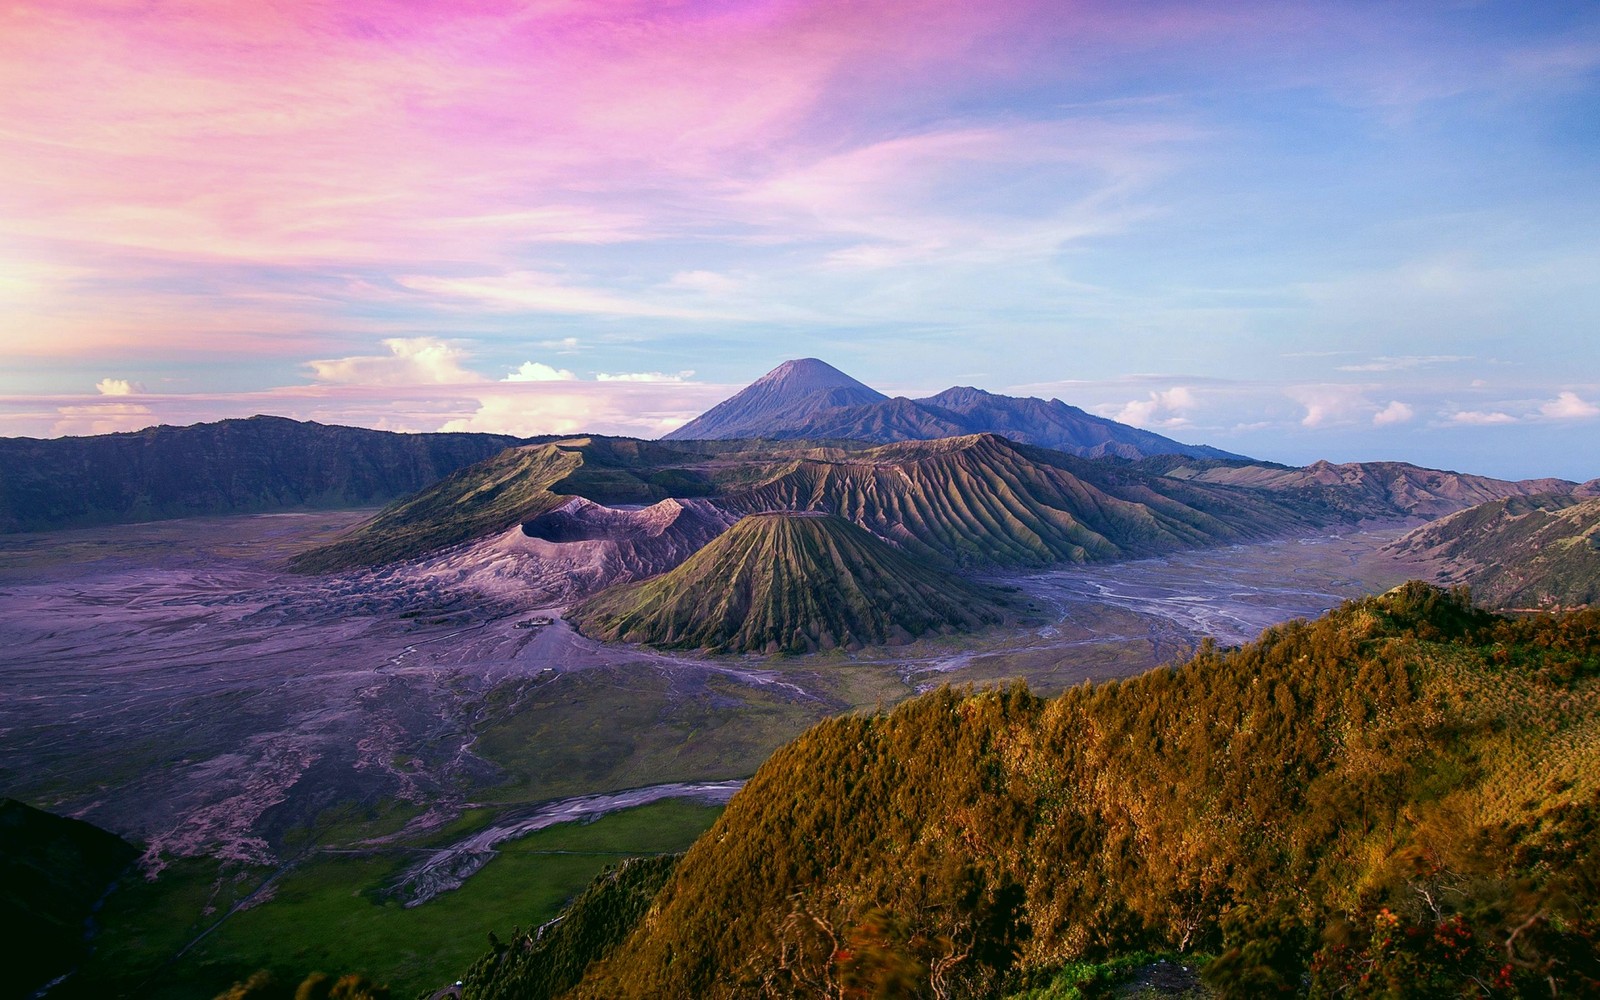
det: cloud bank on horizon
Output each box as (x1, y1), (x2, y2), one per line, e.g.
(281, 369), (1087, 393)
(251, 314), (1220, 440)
(0, 0), (1596, 479)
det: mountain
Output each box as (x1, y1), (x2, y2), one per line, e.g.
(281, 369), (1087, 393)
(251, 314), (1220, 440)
(663, 359), (1245, 460)
(1147, 456), (1577, 520)
(288, 437), (797, 573)
(662, 359), (887, 441)
(1388, 493), (1600, 609)
(464, 585), (1600, 998)
(0, 416), (521, 533)
(721, 434), (1327, 569)
(410, 497), (738, 604)
(570, 512), (1008, 653)
(295, 432), (1546, 588)
(296, 433), (1333, 581)
(2, 798), (140, 997)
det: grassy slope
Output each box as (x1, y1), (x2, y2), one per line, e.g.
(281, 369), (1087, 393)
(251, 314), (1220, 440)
(549, 584), (1600, 998)
(1390, 493), (1600, 609)
(570, 513), (1009, 653)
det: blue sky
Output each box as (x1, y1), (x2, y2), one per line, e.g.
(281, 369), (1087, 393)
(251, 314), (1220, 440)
(1, 0), (1596, 479)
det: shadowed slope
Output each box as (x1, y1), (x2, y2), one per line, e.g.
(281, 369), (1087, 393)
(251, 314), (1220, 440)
(0, 416), (521, 533)
(571, 512), (1006, 653)
(2, 799), (139, 997)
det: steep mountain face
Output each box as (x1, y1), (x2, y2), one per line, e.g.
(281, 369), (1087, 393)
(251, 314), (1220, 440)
(722, 434), (1325, 569)
(499, 586), (1600, 998)
(1151, 457), (1576, 520)
(2, 799), (139, 997)
(0, 416), (521, 532)
(662, 359), (887, 441)
(663, 359), (1245, 460)
(570, 512), (1007, 653)
(1389, 493), (1600, 609)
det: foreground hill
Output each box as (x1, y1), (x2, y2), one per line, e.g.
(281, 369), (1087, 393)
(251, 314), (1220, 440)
(463, 584), (1600, 997)
(570, 512), (1007, 653)
(665, 358), (1245, 461)
(1, 799), (139, 997)
(0, 416), (520, 532)
(1389, 493), (1600, 609)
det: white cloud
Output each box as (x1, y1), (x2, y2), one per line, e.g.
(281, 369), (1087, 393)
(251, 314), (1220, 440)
(535, 337), (581, 352)
(1108, 386), (1196, 429)
(1335, 355), (1471, 373)
(52, 402), (154, 436)
(1372, 400), (1414, 426)
(307, 338), (482, 385)
(438, 382), (726, 438)
(595, 370), (695, 383)
(95, 377), (141, 396)
(503, 362), (577, 382)
(1287, 384), (1372, 428)
(1539, 391), (1600, 420)
(1450, 410), (1518, 426)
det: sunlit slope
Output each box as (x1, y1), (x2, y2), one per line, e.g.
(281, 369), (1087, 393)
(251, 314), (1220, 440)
(724, 434), (1322, 568)
(570, 512), (1007, 653)
(542, 584), (1600, 997)
(1391, 493), (1600, 608)
(289, 444), (584, 571)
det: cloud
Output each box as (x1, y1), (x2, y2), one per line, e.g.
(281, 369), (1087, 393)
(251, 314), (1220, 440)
(1449, 410), (1518, 426)
(437, 382), (729, 438)
(595, 370), (696, 383)
(1287, 384), (1372, 428)
(51, 402), (155, 436)
(536, 337), (581, 352)
(1372, 400), (1414, 426)
(95, 378), (141, 396)
(307, 338), (482, 386)
(1539, 391), (1600, 420)
(503, 362), (577, 382)
(397, 273), (726, 320)
(1108, 386), (1196, 428)
(1335, 355), (1472, 373)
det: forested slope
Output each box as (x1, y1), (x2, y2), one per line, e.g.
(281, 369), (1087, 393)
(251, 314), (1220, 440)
(465, 584), (1600, 998)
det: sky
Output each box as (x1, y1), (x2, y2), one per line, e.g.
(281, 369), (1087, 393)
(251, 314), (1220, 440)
(0, 0), (1596, 480)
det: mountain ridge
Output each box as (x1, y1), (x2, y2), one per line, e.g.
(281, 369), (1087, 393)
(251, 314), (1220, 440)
(664, 359), (1246, 461)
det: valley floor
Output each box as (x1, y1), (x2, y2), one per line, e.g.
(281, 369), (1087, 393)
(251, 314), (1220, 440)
(0, 513), (1417, 997)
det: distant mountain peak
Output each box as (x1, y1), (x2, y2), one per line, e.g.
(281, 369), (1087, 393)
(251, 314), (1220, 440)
(664, 358), (1247, 460)
(753, 358), (877, 394)
(662, 359), (886, 441)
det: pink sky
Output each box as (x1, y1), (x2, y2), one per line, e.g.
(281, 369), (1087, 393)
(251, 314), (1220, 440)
(1, 1), (1596, 479)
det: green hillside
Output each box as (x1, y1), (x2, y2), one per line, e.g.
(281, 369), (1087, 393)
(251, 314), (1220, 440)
(570, 512), (1009, 653)
(468, 584), (1600, 997)
(1390, 493), (1600, 609)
